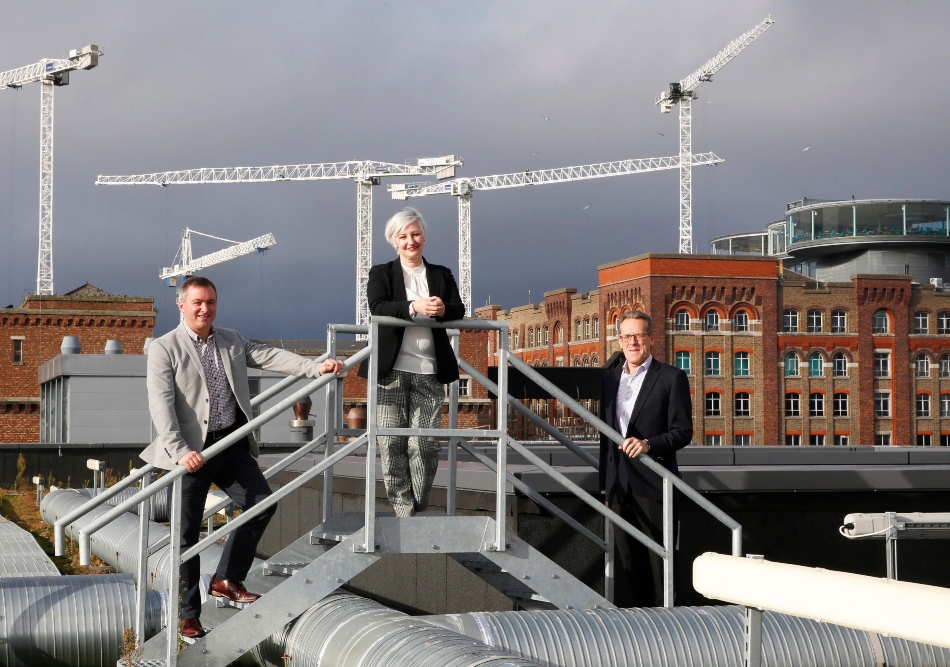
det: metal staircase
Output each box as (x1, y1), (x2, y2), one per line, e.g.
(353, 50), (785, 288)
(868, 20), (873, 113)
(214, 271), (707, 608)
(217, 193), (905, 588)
(52, 316), (741, 667)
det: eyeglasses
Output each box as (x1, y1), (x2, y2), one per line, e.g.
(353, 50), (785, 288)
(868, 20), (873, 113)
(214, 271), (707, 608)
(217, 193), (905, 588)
(618, 333), (651, 344)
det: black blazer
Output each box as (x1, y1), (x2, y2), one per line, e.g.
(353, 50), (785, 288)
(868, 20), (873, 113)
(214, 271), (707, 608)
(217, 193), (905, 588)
(357, 258), (465, 385)
(599, 358), (693, 502)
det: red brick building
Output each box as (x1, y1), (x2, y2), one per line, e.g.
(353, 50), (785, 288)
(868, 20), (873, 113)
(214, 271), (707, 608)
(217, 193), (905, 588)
(476, 253), (950, 446)
(1, 284), (155, 443)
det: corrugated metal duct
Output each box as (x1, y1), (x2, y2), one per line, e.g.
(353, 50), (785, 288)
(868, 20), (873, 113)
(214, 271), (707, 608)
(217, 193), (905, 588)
(74, 485), (171, 522)
(426, 606), (950, 667)
(0, 517), (62, 577)
(253, 591), (545, 667)
(0, 574), (165, 667)
(41, 488), (225, 588)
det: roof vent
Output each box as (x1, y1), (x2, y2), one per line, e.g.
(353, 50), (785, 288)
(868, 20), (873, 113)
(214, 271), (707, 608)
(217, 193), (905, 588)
(931, 278), (944, 290)
(104, 339), (123, 355)
(61, 336), (81, 355)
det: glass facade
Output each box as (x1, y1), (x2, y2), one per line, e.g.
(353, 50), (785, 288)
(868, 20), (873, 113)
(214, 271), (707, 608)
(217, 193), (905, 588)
(787, 201), (950, 245)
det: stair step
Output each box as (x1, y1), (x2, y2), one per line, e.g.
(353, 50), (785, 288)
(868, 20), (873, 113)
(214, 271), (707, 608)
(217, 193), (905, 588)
(118, 660), (167, 667)
(262, 561), (308, 576)
(214, 596), (252, 610)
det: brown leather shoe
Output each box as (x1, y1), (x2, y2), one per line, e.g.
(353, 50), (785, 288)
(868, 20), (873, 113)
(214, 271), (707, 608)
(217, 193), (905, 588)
(209, 576), (261, 603)
(180, 617), (207, 638)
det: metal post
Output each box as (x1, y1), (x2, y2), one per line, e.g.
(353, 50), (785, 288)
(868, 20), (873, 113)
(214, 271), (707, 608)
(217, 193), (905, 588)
(323, 325), (337, 523)
(811, 209), (815, 240)
(902, 204), (907, 235)
(885, 511), (898, 580)
(134, 471), (153, 645)
(604, 518), (615, 604)
(853, 205), (857, 237)
(732, 525), (743, 557)
(493, 325), (509, 551)
(662, 476), (674, 607)
(447, 332), (460, 516)
(361, 321), (379, 553)
(166, 476), (183, 666)
(744, 605), (763, 667)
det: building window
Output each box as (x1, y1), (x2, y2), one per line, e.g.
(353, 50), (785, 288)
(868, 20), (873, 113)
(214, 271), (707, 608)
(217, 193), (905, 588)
(705, 392), (722, 417)
(734, 311), (749, 332)
(807, 309), (823, 333)
(810, 434), (825, 446)
(876, 433), (891, 446)
(809, 353), (824, 377)
(943, 434), (950, 447)
(941, 354), (950, 378)
(705, 311), (720, 332)
(786, 434), (801, 446)
(12, 339), (23, 364)
(513, 331), (520, 349)
(705, 351), (721, 376)
(917, 393), (931, 418)
(833, 392), (849, 417)
(914, 311), (929, 334)
(734, 434), (752, 446)
(784, 353), (800, 377)
(543, 326), (549, 346)
(873, 310), (889, 334)
(575, 320), (582, 341)
(875, 392), (890, 418)
(612, 316), (620, 337)
(831, 310), (847, 333)
(873, 352), (890, 378)
(918, 434), (933, 447)
(783, 309), (799, 333)
(734, 351), (750, 376)
(592, 318), (599, 339)
(735, 392), (751, 417)
(675, 351), (691, 374)
(705, 434), (722, 446)
(591, 354), (598, 366)
(939, 312), (950, 335)
(458, 378), (471, 397)
(574, 355), (581, 366)
(556, 325), (563, 344)
(785, 393), (801, 417)
(583, 355), (590, 367)
(585, 319), (591, 340)
(528, 328), (535, 347)
(834, 434), (850, 446)
(916, 354), (931, 378)
(833, 352), (848, 377)
(941, 394), (950, 418)
(674, 309), (690, 331)
(809, 392), (825, 417)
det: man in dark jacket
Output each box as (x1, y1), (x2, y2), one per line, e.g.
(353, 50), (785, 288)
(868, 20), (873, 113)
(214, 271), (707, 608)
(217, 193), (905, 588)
(599, 310), (692, 607)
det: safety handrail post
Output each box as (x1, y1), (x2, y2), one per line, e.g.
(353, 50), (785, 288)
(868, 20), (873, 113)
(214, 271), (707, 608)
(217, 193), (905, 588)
(166, 476), (182, 667)
(134, 470), (153, 646)
(447, 331), (460, 516)
(361, 321), (379, 554)
(323, 324), (338, 524)
(494, 324), (509, 552)
(663, 476), (674, 607)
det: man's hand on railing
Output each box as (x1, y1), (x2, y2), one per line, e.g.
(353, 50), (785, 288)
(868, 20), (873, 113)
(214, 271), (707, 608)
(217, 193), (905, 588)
(621, 437), (651, 459)
(178, 450), (205, 473)
(319, 358), (345, 375)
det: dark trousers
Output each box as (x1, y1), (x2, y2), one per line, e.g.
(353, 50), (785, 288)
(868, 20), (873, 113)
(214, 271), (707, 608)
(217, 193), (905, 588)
(609, 494), (669, 608)
(179, 424), (275, 620)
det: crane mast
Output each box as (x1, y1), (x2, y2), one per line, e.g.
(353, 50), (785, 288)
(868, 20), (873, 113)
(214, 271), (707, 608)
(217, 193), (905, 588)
(655, 15), (774, 254)
(1, 45), (101, 295)
(390, 152), (724, 315)
(97, 156), (462, 328)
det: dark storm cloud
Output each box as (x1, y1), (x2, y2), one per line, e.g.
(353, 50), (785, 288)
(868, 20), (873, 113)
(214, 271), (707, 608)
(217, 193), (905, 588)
(1, 1), (948, 337)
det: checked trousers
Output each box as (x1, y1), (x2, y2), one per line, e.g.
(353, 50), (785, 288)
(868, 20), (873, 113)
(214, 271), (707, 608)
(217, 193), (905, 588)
(375, 369), (444, 517)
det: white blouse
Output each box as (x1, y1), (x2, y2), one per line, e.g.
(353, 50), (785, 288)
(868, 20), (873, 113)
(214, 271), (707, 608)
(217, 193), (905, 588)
(393, 262), (437, 375)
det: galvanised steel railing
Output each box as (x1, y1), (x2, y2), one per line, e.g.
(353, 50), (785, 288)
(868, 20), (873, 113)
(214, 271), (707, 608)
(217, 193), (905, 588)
(51, 315), (742, 664)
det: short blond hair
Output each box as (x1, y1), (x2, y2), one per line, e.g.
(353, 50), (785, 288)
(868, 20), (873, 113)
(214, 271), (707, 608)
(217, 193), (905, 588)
(384, 207), (428, 250)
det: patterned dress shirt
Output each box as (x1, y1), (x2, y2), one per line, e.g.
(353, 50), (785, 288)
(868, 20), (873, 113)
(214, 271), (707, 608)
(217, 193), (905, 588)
(616, 356), (653, 436)
(185, 326), (237, 432)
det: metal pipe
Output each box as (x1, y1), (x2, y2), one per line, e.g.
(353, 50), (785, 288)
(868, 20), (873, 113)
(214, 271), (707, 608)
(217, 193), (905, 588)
(425, 606), (950, 667)
(363, 320), (379, 553)
(447, 331), (460, 516)
(495, 324), (509, 552)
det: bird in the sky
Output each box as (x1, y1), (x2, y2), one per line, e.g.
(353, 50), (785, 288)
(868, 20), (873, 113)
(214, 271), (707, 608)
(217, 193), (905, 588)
(530, 151), (540, 157)
(802, 147), (810, 151)
(541, 115), (553, 121)
(658, 132), (665, 137)
(583, 205), (590, 210)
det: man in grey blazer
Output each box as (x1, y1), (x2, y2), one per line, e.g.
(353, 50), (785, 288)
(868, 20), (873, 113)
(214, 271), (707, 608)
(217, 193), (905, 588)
(141, 275), (342, 638)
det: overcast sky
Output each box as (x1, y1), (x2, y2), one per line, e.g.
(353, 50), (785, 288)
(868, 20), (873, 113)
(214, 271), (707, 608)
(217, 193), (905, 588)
(2, 1), (948, 340)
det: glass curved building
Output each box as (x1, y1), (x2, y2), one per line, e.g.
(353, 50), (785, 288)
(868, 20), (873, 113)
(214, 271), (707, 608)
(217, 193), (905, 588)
(711, 198), (950, 283)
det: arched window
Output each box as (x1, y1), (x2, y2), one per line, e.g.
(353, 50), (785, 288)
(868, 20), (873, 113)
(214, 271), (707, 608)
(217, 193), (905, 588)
(704, 392), (721, 417)
(528, 328), (535, 347)
(734, 392), (751, 417)
(513, 331), (520, 349)
(591, 354), (599, 366)
(916, 354), (931, 378)
(734, 351), (750, 376)
(784, 353), (800, 376)
(809, 353), (824, 377)
(705, 351), (721, 376)
(734, 310), (749, 332)
(555, 324), (563, 344)
(833, 393), (849, 417)
(809, 392), (824, 417)
(941, 353), (950, 378)
(675, 351), (691, 374)
(574, 355), (581, 366)
(704, 311), (720, 332)
(584, 319), (591, 340)
(575, 320), (582, 340)
(543, 326), (549, 346)
(833, 352), (848, 377)
(593, 318), (600, 338)
(873, 310), (889, 334)
(674, 309), (690, 331)
(785, 392), (800, 417)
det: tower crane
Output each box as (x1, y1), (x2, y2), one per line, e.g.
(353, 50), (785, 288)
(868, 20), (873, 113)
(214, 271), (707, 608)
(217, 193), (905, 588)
(161, 228), (277, 285)
(1, 45), (102, 295)
(655, 15), (774, 254)
(97, 156), (461, 327)
(390, 152), (724, 315)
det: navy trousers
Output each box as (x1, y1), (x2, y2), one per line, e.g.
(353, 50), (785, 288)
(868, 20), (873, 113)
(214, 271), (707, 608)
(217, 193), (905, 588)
(179, 424), (275, 620)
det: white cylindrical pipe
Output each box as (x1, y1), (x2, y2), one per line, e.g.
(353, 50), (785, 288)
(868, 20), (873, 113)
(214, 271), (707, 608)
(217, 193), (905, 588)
(693, 552), (950, 649)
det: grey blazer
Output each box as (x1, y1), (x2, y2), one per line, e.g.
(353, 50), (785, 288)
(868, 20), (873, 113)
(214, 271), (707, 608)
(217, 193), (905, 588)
(140, 323), (323, 470)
